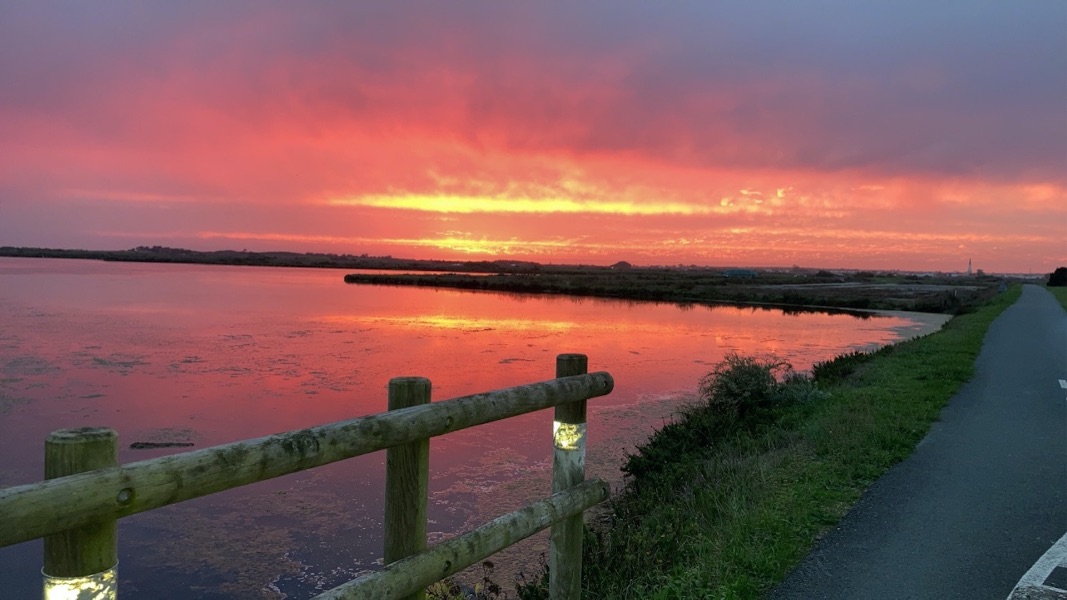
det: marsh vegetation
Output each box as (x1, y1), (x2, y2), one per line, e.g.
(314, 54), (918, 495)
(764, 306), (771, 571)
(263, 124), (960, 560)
(344, 269), (1004, 313)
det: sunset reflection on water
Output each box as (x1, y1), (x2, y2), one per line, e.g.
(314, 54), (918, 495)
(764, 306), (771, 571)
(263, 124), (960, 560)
(0, 258), (945, 598)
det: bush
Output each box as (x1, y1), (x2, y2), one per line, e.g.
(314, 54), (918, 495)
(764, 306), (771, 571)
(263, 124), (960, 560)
(698, 353), (790, 424)
(623, 353), (824, 480)
(1048, 267), (1067, 287)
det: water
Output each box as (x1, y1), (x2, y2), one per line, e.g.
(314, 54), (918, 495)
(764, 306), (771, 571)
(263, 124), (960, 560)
(0, 258), (943, 598)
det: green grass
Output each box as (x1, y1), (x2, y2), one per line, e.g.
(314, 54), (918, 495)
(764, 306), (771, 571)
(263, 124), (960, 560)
(572, 286), (1022, 599)
(1047, 285), (1067, 311)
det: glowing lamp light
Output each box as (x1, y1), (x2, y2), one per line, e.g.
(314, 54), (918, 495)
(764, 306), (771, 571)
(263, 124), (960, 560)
(43, 565), (117, 600)
(553, 421), (586, 451)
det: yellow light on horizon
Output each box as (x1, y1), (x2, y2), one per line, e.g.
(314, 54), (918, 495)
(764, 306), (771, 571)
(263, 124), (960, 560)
(326, 194), (709, 216)
(402, 235), (578, 256)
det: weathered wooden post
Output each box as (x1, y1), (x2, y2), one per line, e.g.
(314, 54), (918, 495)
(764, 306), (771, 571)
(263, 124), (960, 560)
(550, 354), (588, 599)
(42, 427), (119, 600)
(384, 377), (431, 600)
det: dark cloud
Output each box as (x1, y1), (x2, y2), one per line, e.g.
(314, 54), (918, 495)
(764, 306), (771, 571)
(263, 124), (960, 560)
(1, 1), (1064, 189)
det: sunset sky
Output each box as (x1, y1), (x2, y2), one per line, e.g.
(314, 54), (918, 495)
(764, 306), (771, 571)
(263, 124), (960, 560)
(1, 2), (1064, 273)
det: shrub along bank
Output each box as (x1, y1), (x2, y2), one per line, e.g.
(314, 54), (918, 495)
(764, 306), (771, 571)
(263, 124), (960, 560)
(542, 286), (1022, 599)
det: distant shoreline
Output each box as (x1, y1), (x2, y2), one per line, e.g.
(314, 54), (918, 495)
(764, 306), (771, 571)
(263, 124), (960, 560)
(0, 245), (547, 273)
(1, 245), (1007, 314)
(0, 245), (1002, 316)
(0, 245), (1036, 277)
(342, 271), (1002, 314)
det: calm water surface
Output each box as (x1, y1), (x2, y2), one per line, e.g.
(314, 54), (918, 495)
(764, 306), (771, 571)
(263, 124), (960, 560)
(0, 258), (942, 598)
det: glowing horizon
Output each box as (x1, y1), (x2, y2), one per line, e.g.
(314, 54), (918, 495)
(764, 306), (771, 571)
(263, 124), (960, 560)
(1, 2), (1064, 273)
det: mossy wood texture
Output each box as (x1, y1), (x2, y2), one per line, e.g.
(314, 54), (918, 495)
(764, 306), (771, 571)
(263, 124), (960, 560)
(551, 354), (588, 599)
(43, 428), (119, 579)
(312, 479), (610, 600)
(0, 371), (613, 547)
(384, 377), (431, 600)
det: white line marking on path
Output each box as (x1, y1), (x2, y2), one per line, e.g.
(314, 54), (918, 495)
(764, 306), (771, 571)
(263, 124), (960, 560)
(1009, 530), (1067, 598)
(1059, 379), (1067, 390)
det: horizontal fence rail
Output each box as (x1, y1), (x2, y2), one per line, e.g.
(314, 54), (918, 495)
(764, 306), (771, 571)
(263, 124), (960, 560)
(0, 371), (613, 547)
(313, 480), (611, 600)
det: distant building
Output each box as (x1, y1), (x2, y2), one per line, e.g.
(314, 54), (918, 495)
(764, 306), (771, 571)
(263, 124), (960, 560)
(967, 259), (972, 276)
(723, 269), (758, 278)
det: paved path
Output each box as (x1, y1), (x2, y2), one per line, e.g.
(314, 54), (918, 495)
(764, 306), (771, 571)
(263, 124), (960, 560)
(1010, 530), (1067, 598)
(770, 285), (1067, 600)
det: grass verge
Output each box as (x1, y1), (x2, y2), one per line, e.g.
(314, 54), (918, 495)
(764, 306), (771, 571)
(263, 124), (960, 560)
(567, 285), (1022, 599)
(1047, 285), (1067, 311)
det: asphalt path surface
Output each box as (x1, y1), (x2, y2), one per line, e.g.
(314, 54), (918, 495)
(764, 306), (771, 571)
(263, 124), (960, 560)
(770, 285), (1067, 600)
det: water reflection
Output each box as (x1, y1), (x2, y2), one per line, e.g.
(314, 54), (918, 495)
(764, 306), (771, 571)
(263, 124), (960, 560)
(0, 258), (945, 598)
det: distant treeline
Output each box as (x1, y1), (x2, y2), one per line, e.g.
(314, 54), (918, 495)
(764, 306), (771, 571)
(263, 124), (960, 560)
(0, 245), (551, 273)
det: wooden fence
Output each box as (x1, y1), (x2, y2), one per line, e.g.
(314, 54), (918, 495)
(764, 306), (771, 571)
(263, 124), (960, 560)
(0, 354), (614, 600)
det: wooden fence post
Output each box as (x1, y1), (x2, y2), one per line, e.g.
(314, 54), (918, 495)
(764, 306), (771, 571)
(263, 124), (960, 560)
(550, 354), (588, 599)
(384, 377), (431, 600)
(42, 427), (118, 600)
